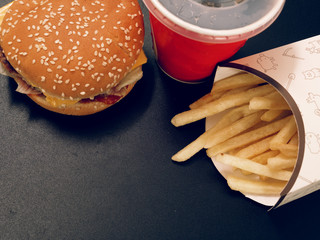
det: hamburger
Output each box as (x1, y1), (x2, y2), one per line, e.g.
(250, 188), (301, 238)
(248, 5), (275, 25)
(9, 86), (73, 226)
(0, 0), (147, 115)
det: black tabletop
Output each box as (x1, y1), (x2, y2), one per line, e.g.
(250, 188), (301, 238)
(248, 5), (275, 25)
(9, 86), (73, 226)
(1, 1), (320, 239)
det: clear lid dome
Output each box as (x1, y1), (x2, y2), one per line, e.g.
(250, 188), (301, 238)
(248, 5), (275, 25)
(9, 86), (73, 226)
(144, 0), (285, 42)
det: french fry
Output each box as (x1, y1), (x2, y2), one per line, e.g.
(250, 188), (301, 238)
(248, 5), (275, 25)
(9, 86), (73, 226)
(211, 73), (266, 94)
(261, 110), (284, 122)
(215, 153), (292, 181)
(189, 86), (254, 110)
(237, 139), (276, 175)
(289, 132), (299, 145)
(205, 111), (264, 149)
(249, 94), (290, 110)
(250, 151), (280, 179)
(220, 86), (254, 98)
(236, 144), (280, 178)
(259, 175), (270, 181)
(269, 115), (297, 150)
(189, 91), (225, 109)
(267, 154), (297, 170)
(276, 143), (298, 158)
(234, 135), (275, 159)
(172, 105), (257, 162)
(171, 84), (274, 127)
(264, 90), (284, 99)
(250, 150), (280, 165)
(227, 175), (286, 195)
(171, 134), (207, 162)
(207, 105), (259, 131)
(207, 115), (291, 157)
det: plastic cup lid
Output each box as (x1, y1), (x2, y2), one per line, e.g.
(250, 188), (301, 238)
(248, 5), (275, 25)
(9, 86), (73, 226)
(143, 0), (286, 43)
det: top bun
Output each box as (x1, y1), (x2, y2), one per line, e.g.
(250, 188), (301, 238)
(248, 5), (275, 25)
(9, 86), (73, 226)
(0, 0), (144, 101)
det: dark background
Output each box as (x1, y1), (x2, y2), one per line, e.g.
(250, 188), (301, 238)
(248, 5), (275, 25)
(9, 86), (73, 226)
(1, 0), (319, 239)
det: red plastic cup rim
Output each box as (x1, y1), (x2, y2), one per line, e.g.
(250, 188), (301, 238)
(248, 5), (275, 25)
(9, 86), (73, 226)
(143, 0), (286, 43)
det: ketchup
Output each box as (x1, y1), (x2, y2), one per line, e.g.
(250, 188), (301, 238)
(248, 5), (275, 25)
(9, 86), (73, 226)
(81, 95), (121, 105)
(96, 95), (122, 105)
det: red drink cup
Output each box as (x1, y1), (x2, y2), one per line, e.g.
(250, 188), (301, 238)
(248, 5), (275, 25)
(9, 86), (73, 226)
(142, 0), (286, 83)
(150, 14), (246, 82)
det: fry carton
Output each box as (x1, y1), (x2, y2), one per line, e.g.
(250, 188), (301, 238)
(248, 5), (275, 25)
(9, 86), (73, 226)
(210, 35), (320, 208)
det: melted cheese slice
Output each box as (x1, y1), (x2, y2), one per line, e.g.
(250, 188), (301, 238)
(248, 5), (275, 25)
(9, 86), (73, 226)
(132, 50), (148, 70)
(44, 94), (79, 107)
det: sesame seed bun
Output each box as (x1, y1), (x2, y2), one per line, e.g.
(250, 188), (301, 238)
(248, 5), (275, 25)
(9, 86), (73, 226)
(0, 0), (145, 115)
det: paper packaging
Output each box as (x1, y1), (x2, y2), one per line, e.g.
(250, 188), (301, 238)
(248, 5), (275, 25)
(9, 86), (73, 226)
(208, 35), (320, 208)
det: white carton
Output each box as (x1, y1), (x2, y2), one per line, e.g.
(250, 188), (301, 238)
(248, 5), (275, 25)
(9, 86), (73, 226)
(209, 35), (320, 208)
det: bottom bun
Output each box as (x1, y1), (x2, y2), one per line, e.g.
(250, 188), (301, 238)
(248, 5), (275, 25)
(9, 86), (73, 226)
(27, 83), (136, 116)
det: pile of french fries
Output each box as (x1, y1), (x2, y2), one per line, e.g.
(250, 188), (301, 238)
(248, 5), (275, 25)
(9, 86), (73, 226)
(171, 72), (299, 196)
